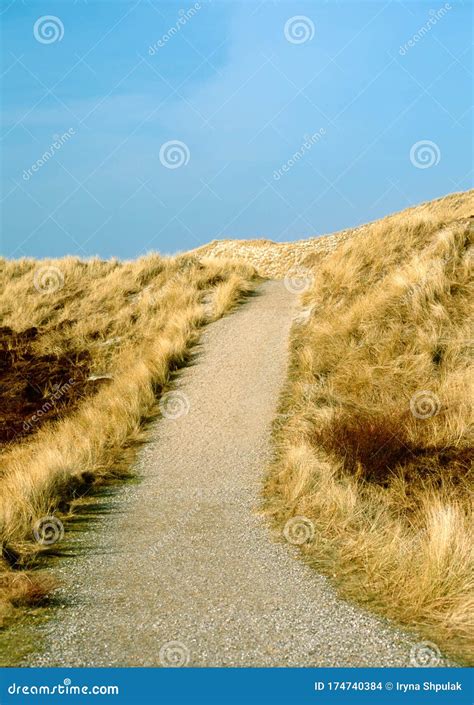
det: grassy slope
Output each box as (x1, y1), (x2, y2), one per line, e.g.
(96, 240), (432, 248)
(263, 190), (473, 664)
(1, 190), (472, 659)
(197, 191), (473, 278)
(0, 253), (257, 623)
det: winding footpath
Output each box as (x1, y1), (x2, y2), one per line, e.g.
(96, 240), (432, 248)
(24, 281), (424, 667)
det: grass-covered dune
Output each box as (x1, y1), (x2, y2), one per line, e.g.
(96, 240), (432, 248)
(0, 253), (256, 623)
(263, 191), (473, 664)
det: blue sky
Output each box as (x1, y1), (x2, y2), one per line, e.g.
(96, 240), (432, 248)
(0, 0), (472, 259)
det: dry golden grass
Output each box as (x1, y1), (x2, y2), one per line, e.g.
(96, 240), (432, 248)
(197, 190), (474, 278)
(0, 252), (257, 623)
(263, 190), (474, 664)
(1, 189), (472, 656)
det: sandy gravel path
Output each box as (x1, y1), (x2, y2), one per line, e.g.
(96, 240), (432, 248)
(25, 281), (423, 667)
